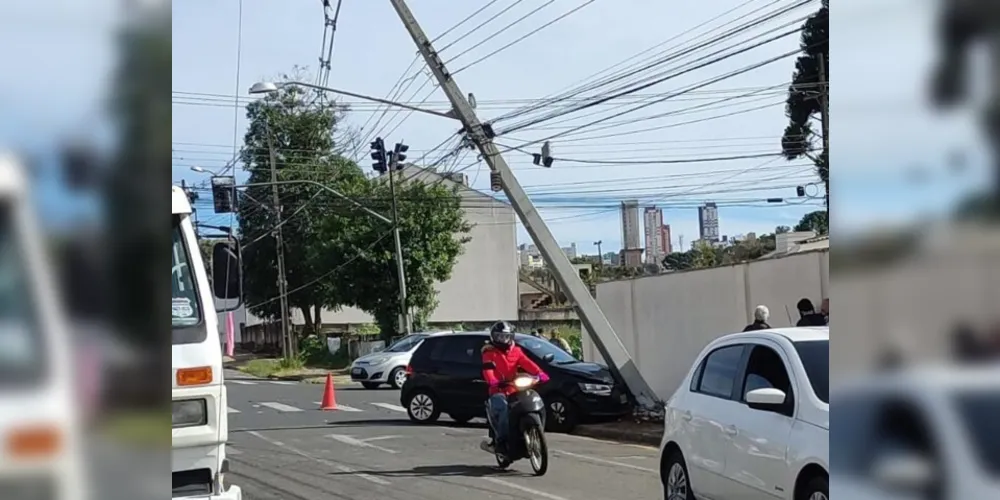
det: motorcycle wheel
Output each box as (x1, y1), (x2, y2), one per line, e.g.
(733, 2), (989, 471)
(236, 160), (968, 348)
(524, 424), (548, 476)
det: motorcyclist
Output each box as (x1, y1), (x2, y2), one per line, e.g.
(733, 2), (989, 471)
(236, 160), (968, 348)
(480, 321), (549, 454)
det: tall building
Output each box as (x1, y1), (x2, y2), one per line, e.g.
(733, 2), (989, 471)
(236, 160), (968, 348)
(662, 224), (672, 255)
(643, 207), (666, 265)
(561, 242), (578, 260)
(698, 202), (720, 242)
(620, 200), (641, 251)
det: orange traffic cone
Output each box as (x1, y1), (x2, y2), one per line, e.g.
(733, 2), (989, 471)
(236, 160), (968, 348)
(320, 373), (338, 410)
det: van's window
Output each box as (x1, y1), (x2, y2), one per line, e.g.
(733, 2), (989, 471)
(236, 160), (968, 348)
(172, 215), (206, 344)
(384, 334), (427, 353)
(953, 390), (1000, 476)
(0, 202), (46, 384)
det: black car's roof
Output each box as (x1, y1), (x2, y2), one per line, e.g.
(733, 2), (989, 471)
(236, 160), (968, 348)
(424, 332), (537, 341)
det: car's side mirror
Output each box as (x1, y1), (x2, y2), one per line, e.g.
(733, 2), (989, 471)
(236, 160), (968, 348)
(745, 387), (786, 410)
(212, 241), (242, 300)
(543, 353), (555, 362)
(872, 451), (935, 494)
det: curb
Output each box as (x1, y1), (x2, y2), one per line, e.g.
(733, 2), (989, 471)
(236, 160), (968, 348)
(570, 425), (663, 447)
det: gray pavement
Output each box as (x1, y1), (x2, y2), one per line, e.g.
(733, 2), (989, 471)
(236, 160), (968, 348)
(224, 377), (663, 500)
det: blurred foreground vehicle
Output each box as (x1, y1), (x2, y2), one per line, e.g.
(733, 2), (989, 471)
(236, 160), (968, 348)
(0, 154), (86, 499)
(171, 186), (241, 500)
(831, 364), (1000, 500)
(659, 327), (829, 500)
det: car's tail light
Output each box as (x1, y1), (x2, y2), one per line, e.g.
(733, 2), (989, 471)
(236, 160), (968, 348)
(405, 365), (413, 375)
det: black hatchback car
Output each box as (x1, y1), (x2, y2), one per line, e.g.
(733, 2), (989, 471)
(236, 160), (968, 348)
(399, 332), (630, 432)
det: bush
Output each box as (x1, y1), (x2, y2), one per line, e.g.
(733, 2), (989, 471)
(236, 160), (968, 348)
(298, 334), (350, 369)
(241, 359), (281, 378)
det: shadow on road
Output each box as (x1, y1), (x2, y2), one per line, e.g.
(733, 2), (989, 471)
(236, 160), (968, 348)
(329, 464), (527, 478)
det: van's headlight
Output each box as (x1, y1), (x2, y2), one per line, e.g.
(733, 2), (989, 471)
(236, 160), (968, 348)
(172, 399), (208, 428)
(579, 383), (612, 396)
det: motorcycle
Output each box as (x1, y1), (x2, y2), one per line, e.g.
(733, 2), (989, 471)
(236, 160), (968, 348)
(482, 375), (549, 476)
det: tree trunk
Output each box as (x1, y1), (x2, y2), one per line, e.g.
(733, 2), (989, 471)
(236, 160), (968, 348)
(312, 304), (323, 334)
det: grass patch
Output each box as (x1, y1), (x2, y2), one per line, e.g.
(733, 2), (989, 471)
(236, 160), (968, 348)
(102, 411), (171, 448)
(239, 358), (283, 378)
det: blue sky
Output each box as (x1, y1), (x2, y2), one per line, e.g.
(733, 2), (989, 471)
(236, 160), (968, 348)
(0, 0), (986, 246)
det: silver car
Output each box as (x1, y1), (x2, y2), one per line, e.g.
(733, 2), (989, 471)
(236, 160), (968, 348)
(350, 331), (450, 389)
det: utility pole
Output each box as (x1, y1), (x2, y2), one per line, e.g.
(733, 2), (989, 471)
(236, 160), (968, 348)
(388, 0), (659, 409)
(817, 56), (829, 208)
(387, 140), (411, 335)
(266, 127), (291, 360)
(372, 137), (411, 335)
(593, 240), (603, 269)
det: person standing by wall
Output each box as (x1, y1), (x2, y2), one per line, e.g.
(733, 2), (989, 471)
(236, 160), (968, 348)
(796, 298), (827, 326)
(548, 330), (572, 354)
(743, 305), (772, 331)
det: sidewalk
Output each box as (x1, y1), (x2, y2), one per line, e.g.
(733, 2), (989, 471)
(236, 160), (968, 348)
(571, 420), (663, 447)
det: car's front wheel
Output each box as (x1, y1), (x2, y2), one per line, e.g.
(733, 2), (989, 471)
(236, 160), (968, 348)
(405, 389), (440, 423)
(545, 395), (578, 433)
(662, 450), (694, 500)
(798, 475), (828, 500)
(388, 367), (407, 389)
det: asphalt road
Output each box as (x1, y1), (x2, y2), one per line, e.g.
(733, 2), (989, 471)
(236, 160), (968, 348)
(223, 370), (663, 500)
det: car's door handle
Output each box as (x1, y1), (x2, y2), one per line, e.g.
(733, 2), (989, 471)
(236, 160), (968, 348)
(724, 425), (738, 436)
(473, 379), (485, 383)
(680, 411), (692, 421)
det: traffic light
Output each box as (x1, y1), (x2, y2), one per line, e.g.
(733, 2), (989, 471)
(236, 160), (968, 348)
(796, 185), (806, 197)
(210, 175), (236, 213)
(370, 137), (387, 173)
(391, 142), (409, 170)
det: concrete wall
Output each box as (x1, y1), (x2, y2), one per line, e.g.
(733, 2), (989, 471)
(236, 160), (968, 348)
(583, 250), (829, 400)
(248, 175), (519, 327)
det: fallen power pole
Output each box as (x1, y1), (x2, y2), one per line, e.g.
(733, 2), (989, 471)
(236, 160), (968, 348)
(387, 0), (660, 410)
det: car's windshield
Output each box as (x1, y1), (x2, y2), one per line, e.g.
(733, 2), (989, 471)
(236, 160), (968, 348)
(794, 339), (828, 403)
(518, 336), (577, 364)
(953, 389), (1000, 476)
(0, 201), (45, 384)
(384, 334), (427, 353)
(171, 215), (203, 332)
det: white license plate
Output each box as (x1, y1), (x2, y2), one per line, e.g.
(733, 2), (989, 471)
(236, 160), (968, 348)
(352, 368), (363, 375)
(619, 394), (628, 404)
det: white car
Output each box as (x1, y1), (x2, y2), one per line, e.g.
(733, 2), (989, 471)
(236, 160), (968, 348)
(830, 364), (1000, 500)
(350, 331), (450, 389)
(659, 327), (829, 500)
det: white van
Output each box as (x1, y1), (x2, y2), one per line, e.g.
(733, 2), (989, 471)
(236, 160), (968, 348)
(0, 154), (86, 499)
(172, 185), (242, 499)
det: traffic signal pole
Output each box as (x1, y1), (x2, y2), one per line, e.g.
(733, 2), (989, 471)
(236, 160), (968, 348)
(387, 0), (659, 409)
(387, 142), (411, 335)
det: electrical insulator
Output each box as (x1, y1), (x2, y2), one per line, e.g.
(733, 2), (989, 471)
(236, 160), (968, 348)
(490, 171), (502, 192)
(796, 185), (805, 197)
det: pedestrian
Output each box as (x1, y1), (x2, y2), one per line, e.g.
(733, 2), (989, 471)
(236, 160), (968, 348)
(820, 298), (829, 324)
(548, 330), (572, 354)
(531, 328), (543, 338)
(795, 298), (827, 327)
(743, 305), (771, 331)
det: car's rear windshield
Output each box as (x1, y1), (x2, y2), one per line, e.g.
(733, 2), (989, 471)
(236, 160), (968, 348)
(953, 389), (1000, 476)
(793, 339), (828, 403)
(518, 336), (576, 364)
(0, 201), (46, 385)
(384, 334), (427, 353)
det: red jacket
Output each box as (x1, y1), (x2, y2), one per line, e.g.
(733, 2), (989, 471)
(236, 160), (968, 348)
(482, 343), (545, 396)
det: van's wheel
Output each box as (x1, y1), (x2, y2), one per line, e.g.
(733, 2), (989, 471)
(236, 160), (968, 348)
(545, 395), (578, 433)
(662, 450), (694, 500)
(405, 390), (440, 423)
(388, 367), (407, 389)
(797, 475), (828, 500)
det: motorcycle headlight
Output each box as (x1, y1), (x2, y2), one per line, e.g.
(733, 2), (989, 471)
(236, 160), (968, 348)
(513, 377), (535, 389)
(172, 399), (208, 428)
(578, 383), (612, 396)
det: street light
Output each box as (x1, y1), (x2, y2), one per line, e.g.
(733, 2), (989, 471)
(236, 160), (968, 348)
(248, 80), (455, 120)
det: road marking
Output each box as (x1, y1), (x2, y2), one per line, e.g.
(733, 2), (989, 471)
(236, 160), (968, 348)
(481, 477), (569, 500)
(268, 381), (297, 386)
(248, 431), (390, 486)
(229, 380), (256, 385)
(554, 450), (656, 473)
(560, 433), (660, 451)
(371, 402), (406, 413)
(313, 402), (363, 411)
(227, 407), (240, 414)
(259, 402), (304, 412)
(361, 435), (400, 443)
(327, 434), (398, 454)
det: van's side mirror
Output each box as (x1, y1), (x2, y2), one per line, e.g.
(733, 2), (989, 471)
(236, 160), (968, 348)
(543, 353), (555, 362)
(212, 241), (242, 300)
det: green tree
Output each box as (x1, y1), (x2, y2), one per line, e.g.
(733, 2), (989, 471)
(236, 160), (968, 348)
(780, 0), (829, 200)
(794, 210), (829, 234)
(320, 172), (472, 341)
(775, 225), (792, 234)
(237, 70), (365, 336)
(662, 251), (694, 271)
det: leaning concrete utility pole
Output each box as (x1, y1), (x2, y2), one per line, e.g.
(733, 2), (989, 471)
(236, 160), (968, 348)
(387, 0), (659, 409)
